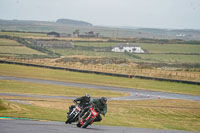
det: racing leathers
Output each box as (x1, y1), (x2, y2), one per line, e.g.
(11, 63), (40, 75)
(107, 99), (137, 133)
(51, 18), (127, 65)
(68, 95), (90, 114)
(91, 98), (107, 122)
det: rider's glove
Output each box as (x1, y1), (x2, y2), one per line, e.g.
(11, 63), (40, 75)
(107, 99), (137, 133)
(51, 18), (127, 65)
(73, 100), (77, 104)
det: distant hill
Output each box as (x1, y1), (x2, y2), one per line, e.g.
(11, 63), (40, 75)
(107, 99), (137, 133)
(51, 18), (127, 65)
(56, 19), (92, 26)
(0, 18), (92, 27)
(0, 19), (200, 40)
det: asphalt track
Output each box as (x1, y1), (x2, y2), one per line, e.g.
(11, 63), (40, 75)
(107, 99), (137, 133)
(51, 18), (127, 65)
(0, 119), (199, 133)
(0, 75), (200, 101)
(0, 75), (200, 133)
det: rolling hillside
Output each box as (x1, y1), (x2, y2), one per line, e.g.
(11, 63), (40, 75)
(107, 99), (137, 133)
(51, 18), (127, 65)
(1, 19), (200, 40)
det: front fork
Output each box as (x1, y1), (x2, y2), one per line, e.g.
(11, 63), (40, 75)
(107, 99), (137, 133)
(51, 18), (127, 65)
(80, 112), (91, 125)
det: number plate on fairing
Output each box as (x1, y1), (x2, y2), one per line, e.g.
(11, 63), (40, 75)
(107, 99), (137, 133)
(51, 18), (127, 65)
(76, 106), (81, 111)
(91, 109), (98, 116)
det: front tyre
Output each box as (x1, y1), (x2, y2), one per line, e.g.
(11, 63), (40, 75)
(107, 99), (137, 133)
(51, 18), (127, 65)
(82, 117), (93, 128)
(65, 114), (75, 124)
(76, 123), (82, 127)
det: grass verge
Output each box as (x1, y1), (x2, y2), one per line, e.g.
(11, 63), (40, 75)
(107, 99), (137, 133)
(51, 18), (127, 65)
(0, 64), (200, 96)
(0, 79), (128, 98)
(0, 99), (7, 110)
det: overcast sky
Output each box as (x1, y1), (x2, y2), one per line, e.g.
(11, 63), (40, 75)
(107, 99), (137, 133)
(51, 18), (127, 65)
(1, 0), (200, 29)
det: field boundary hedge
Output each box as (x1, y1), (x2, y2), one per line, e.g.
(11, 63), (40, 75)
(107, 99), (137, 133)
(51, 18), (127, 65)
(0, 60), (200, 85)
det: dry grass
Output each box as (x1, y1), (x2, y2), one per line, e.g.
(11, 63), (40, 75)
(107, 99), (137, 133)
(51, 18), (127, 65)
(0, 46), (46, 55)
(103, 99), (200, 131)
(3, 57), (200, 82)
(0, 96), (71, 110)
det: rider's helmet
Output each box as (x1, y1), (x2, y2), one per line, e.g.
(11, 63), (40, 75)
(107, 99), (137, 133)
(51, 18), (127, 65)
(85, 93), (90, 102)
(100, 97), (107, 105)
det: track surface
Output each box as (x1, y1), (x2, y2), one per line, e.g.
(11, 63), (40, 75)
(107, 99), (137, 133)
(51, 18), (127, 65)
(0, 119), (198, 133)
(0, 75), (200, 101)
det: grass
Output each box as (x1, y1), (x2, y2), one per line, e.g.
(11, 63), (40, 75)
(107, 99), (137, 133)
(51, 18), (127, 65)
(0, 38), (22, 46)
(50, 42), (200, 65)
(0, 99), (7, 110)
(0, 64), (200, 96)
(137, 43), (200, 54)
(0, 98), (66, 121)
(0, 79), (128, 98)
(0, 46), (46, 55)
(0, 98), (200, 131)
(0, 32), (47, 38)
(0, 38), (46, 56)
(48, 48), (141, 62)
(104, 99), (200, 131)
(136, 53), (200, 64)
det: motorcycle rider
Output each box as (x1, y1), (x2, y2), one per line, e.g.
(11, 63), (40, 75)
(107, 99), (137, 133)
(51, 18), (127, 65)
(91, 97), (107, 122)
(67, 94), (91, 116)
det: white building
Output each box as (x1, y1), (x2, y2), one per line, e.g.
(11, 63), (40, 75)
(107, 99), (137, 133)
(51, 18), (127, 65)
(112, 44), (144, 53)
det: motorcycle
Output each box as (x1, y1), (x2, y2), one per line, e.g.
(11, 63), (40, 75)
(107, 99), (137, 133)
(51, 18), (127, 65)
(76, 105), (100, 128)
(65, 104), (82, 124)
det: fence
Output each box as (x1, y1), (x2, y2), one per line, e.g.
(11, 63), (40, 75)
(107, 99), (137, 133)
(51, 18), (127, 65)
(0, 60), (200, 85)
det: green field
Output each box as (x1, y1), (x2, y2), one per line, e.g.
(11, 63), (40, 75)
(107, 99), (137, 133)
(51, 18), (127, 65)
(1, 34), (200, 65)
(137, 43), (200, 54)
(0, 38), (22, 46)
(0, 38), (46, 57)
(48, 41), (200, 64)
(48, 48), (138, 60)
(0, 46), (46, 55)
(0, 64), (200, 96)
(135, 53), (200, 63)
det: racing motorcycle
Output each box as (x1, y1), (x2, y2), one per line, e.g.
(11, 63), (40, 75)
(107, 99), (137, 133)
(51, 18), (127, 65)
(65, 104), (82, 124)
(76, 105), (100, 128)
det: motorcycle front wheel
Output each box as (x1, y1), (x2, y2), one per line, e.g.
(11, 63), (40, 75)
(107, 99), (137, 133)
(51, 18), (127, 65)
(65, 113), (75, 124)
(82, 117), (94, 128)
